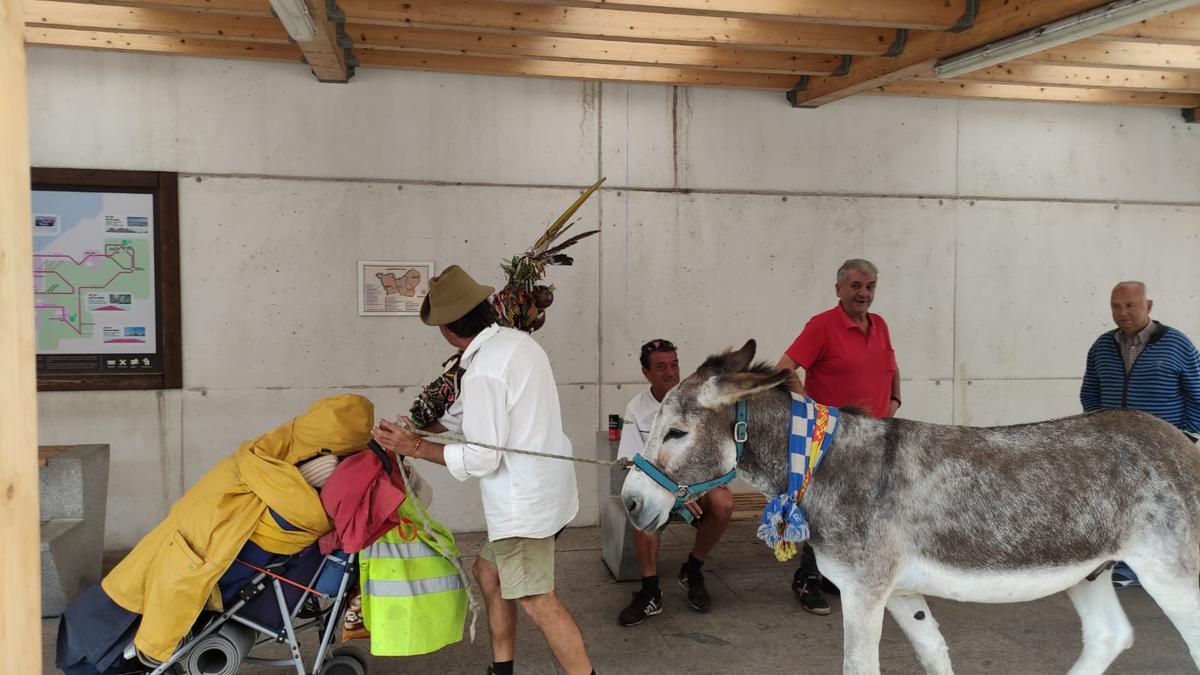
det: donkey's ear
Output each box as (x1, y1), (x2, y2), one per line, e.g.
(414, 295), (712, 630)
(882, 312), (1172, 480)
(696, 368), (790, 409)
(723, 339), (757, 373)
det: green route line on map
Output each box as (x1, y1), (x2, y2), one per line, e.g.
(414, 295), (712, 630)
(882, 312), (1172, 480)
(34, 243), (142, 337)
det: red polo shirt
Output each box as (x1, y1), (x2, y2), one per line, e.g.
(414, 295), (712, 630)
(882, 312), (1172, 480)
(785, 305), (897, 418)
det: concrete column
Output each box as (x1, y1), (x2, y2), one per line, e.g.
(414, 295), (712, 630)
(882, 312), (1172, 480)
(0, 1), (43, 672)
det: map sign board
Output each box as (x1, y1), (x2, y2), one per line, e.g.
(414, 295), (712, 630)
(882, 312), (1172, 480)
(32, 169), (181, 390)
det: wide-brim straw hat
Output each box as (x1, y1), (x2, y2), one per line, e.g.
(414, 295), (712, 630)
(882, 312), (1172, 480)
(420, 264), (495, 326)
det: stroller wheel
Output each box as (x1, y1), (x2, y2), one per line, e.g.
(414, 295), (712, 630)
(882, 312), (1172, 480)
(320, 654), (366, 675)
(331, 646), (368, 671)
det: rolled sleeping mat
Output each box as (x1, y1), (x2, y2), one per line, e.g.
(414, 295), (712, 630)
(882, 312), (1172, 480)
(184, 621), (256, 675)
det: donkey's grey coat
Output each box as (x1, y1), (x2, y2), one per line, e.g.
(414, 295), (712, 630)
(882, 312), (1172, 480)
(622, 340), (1200, 675)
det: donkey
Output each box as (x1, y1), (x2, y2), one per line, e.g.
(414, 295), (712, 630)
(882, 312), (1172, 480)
(622, 340), (1200, 675)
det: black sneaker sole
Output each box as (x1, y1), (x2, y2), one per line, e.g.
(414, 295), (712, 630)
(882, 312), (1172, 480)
(800, 603), (832, 616)
(618, 605), (662, 627)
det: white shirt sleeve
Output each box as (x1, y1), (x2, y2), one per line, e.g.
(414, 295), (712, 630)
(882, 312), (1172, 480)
(442, 372), (508, 482)
(616, 397), (645, 460)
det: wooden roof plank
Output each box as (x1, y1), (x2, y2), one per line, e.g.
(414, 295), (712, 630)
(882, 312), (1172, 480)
(354, 47), (800, 88)
(1020, 39), (1200, 71)
(959, 61), (1200, 91)
(874, 77), (1200, 106)
(788, 0), (1126, 106)
(339, 0), (902, 55)
(35, 0), (273, 13)
(25, 25), (300, 58)
(1095, 6), (1200, 46)
(492, 0), (973, 31)
(347, 23), (845, 74)
(24, 0), (288, 41)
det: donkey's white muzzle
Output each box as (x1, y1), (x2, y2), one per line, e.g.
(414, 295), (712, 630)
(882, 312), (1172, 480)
(621, 469), (674, 532)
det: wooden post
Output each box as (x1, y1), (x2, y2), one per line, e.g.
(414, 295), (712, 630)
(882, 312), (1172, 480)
(0, 0), (42, 672)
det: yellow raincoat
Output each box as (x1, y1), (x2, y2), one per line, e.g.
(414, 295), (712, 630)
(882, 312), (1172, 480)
(102, 394), (374, 661)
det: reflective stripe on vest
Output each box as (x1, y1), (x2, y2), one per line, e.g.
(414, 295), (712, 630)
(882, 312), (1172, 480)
(362, 574), (464, 598)
(367, 539), (436, 560)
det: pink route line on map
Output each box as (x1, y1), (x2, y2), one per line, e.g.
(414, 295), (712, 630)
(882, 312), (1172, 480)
(34, 245), (138, 336)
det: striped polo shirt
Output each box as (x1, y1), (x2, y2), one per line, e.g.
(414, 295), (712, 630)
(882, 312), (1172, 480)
(1080, 321), (1200, 433)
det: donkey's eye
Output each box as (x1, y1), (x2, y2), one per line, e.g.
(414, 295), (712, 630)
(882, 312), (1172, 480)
(664, 428), (688, 442)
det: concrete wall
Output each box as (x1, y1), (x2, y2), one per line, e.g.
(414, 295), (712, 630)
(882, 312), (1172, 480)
(26, 47), (1200, 549)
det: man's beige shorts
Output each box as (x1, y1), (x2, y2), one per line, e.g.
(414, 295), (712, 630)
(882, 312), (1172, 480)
(478, 535), (556, 600)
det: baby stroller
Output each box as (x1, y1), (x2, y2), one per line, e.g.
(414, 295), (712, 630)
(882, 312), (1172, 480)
(144, 549), (367, 675)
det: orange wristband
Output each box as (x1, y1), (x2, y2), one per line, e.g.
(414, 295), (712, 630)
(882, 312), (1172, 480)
(409, 437), (422, 459)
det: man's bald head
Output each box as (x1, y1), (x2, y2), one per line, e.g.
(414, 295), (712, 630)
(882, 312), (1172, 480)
(1110, 281), (1153, 336)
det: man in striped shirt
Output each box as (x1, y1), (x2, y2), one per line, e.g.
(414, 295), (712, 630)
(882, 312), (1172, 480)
(1080, 280), (1200, 587)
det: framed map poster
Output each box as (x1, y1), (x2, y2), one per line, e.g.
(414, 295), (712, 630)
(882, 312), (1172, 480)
(32, 168), (182, 391)
(358, 261), (434, 316)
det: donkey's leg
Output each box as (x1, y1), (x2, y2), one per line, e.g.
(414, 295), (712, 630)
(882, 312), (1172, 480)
(1064, 569), (1134, 675)
(886, 593), (953, 675)
(839, 586), (890, 675)
(1126, 555), (1200, 669)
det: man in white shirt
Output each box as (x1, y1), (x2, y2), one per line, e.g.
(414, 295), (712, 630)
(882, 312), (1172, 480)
(373, 265), (592, 675)
(616, 339), (734, 627)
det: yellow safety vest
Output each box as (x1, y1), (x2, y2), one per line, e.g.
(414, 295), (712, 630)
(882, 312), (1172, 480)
(360, 498), (467, 656)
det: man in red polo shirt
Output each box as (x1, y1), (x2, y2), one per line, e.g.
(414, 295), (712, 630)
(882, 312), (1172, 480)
(775, 258), (901, 615)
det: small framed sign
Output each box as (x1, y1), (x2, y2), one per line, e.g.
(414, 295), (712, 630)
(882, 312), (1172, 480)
(358, 261), (434, 316)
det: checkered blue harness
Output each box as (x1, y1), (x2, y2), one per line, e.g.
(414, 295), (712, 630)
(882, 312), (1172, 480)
(756, 393), (841, 561)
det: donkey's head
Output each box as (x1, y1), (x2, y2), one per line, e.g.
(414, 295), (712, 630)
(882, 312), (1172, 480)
(621, 339), (792, 531)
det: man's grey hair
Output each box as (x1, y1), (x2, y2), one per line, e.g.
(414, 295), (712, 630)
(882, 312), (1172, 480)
(1113, 280), (1147, 295)
(837, 259), (879, 283)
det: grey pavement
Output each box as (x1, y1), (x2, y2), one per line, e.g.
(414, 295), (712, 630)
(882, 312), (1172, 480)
(42, 524), (1196, 674)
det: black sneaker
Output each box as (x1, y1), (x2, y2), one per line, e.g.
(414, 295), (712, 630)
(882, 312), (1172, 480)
(677, 564), (712, 613)
(618, 588), (663, 626)
(792, 571), (831, 616)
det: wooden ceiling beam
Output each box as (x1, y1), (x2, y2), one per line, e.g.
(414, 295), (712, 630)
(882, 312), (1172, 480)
(1021, 39), (1200, 71)
(492, 0), (975, 31)
(787, 0), (1122, 106)
(959, 61), (1200, 91)
(347, 24), (847, 74)
(24, 25), (300, 59)
(1094, 6), (1200, 46)
(292, 0), (351, 81)
(339, 0), (904, 55)
(24, 0), (287, 41)
(873, 77), (1200, 106)
(355, 47), (800, 88)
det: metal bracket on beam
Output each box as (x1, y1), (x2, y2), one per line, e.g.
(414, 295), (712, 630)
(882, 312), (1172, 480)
(885, 29), (908, 57)
(327, 0), (356, 80)
(786, 76), (817, 108)
(948, 0), (980, 33)
(1184, 108), (1198, 123)
(785, 55), (852, 107)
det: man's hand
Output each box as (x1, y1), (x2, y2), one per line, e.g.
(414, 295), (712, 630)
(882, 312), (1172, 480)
(887, 399), (900, 418)
(684, 500), (704, 519)
(373, 417), (421, 456)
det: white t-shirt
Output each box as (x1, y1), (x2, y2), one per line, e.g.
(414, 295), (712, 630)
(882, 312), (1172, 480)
(617, 389), (663, 460)
(441, 325), (579, 541)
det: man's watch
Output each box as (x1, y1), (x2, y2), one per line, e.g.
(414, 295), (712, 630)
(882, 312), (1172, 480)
(890, 396), (902, 408)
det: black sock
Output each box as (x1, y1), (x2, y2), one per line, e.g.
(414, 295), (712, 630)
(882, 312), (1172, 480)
(490, 661), (514, 675)
(641, 575), (659, 593)
(686, 553), (704, 572)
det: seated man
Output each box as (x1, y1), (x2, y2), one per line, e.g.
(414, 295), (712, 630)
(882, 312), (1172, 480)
(616, 339), (734, 626)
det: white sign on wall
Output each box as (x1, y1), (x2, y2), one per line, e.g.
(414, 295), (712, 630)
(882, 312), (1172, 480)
(358, 261), (435, 316)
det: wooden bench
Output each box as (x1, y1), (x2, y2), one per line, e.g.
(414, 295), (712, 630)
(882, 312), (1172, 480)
(667, 489), (766, 523)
